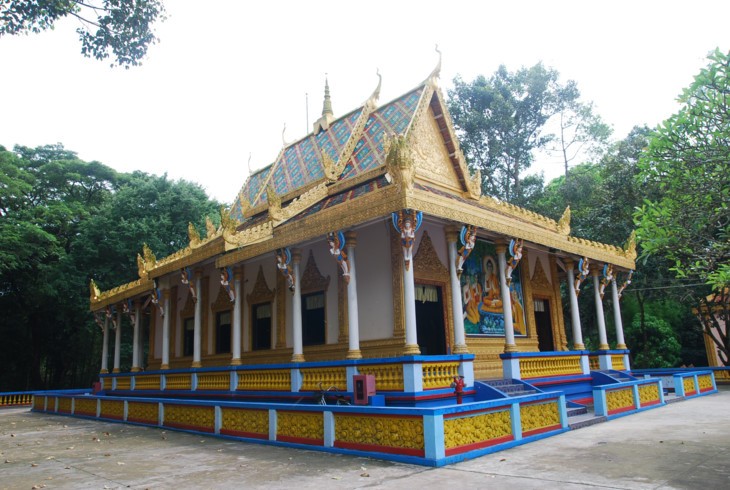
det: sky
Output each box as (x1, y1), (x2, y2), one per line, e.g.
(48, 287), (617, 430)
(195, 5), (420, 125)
(1, 1), (728, 204)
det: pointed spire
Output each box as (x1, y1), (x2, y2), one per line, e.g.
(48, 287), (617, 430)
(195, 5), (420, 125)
(313, 74), (335, 134)
(322, 75), (333, 117)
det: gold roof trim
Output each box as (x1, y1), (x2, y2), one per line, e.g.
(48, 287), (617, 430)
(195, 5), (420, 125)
(90, 277), (154, 310)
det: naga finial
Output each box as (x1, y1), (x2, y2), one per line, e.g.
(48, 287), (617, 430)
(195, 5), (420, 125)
(557, 206), (571, 235)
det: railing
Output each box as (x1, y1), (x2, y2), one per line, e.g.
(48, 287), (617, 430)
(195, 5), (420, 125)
(593, 377), (665, 419)
(0, 391), (34, 407)
(519, 355), (583, 379)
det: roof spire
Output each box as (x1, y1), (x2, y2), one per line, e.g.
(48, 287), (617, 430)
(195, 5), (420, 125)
(322, 74), (333, 117)
(313, 74), (335, 134)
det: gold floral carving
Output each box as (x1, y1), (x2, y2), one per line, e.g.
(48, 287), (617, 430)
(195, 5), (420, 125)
(337, 273), (349, 343)
(638, 384), (660, 405)
(188, 222), (202, 248)
(531, 258), (552, 292)
(266, 185), (282, 221)
(444, 409), (511, 449)
(607, 388), (635, 412)
(91, 277), (154, 310)
(410, 108), (462, 191)
(300, 250), (330, 294)
(90, 279), (101, 302)
(322, 150), (341, 183)
(211, 281), (233, 312)
(389, 223), (405, 339)
(520, 401), (561, 434)
(136, 254), (147, 279)
(74, 398), (97, 415)
(384, 133), (415, 195)
(205, 216), (217, 239)
(557, 206), (571, 235)
(335, 414), (424, 451)
(413, 230), (448, 279)
(142, 243), (156, 268)
(100, 399), (125, 419)
(275, 268), (287, 349)
(223, 220), (274, 251)
(623, 230), (637, 261)
(221, 408), (268, 436)
(164, 404), (215, 430)
(278, 411), (323, 441)
(274, 183), (329, 226)
(247, 265), (275, 305)
(180, 288), (195, 318)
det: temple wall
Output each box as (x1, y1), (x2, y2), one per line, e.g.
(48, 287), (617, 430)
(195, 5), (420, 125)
(355, 221), (394, 341)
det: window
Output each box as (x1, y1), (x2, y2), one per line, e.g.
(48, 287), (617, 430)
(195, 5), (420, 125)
(252, 303), (272, 351)
(183, 317), (194, 357)
(216, 310), (232, 354)
(302, 291), (325, 346)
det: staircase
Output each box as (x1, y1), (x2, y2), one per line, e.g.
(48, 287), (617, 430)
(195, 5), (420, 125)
(477, 379), (539, 398)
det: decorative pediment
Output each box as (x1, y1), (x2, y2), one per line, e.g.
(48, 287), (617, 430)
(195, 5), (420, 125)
(247, 265), (275, 305)
(414, 230), (448, 281)
(181, 288), (195, 318)
(300, 250), (330, 294)
(410, 107), (464, 193)
(531, 257), (552, 291)
(211, 282), (233, 312)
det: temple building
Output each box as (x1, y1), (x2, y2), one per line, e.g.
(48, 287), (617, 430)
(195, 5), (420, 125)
(88, 62), (638, 381)
(46, 60), (715, 467)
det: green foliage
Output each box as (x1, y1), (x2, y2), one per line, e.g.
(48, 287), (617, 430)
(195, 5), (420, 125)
(448, 63), (607, 202)
(0, 1), (166, 67)
(625, 313), (682, 368)
(0, 144), (219, 390)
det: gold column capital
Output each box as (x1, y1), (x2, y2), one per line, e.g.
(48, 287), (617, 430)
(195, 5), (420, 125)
(444, 224), (460, 243)
(291, 248), (302, 264)
(345, 230), (357, 248)
(563, 257), (575, 269)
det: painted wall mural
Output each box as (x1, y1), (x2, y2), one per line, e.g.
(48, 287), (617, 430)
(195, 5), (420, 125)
(460, 240), (527, 336)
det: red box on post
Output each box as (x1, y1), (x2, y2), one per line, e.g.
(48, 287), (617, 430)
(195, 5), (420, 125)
(353, 374), (376, 405)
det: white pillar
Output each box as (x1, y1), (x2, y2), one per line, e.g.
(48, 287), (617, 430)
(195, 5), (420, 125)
(403, 257), (421, 355)
(231, 268), (243, 364)
(112, 308), (122, 373)
(132, 301), (141, 372)
(611, 280), (627, 349)
(592, 269), (609, 350)
(345, 232), (362, 359)
(565, 259), (585, 350)
(101, 316), (109, 374)
(446, 227), (467, 354)
(192, 272), (202, 368)
(291, 249), (305, 362)
(496, 243), (517, 352)
(161, 289), (171, 369)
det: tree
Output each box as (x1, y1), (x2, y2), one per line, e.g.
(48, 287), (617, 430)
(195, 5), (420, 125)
(635, 48), (730, 365)
(0, 0), (166, 67)
(448, 63), (607, 202)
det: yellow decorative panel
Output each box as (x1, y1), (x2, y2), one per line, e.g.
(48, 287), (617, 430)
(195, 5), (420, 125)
(237, 369), (291, 391)
(0, 393), (32, 406)
(33, 396), (45, 410)
(520, 356), (583, 379)
(165, 374), (192, 390)
(638, 384), (660, 405)
(134, 375), (160, 390)
(589, 356), (599, 370)
(74, 398), (97, 415)
(606, 388), (635, 413)
(300, 368), (347, 391)
(697, 374), (713, 391)
(100, 399), (125, 419)
(197, 372), (230, 390)
(520, 402), (560, 434)
(221, 408), (268, 438)
(356, 364), (404, 391)
(127, 401), (157, 423)
(444, 409), (511, 450)
(422, 362), (459, 389)
(115, 376), (131, 390)
(610, 355), (626, 371)
(164, 404), (215, 432)
(683, 377), (696, 394)
(335, 414), (424, 452)
(58, 397), (72, 413)
(277, 411), (324, 442)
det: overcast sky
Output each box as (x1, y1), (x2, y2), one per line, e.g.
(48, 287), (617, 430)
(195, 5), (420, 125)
(1, 1), (728, 203)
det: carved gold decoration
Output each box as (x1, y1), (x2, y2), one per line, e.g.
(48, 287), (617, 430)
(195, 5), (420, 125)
(300, 250), (330, 294)
(520, 401), (561, 434)
(137, 253), (147, 279)
(384, 133), (415, 194)
(623, 230), (637, 260)
(100, 399), (125, 419)
(610, 354), (626, 370)
(335, 414), (424, 451)
(266, 185), (283, 221)
(115, 376), (131, 390)
(337, 273), (349, 344)
(74, 397), (97, 415)
(356, 364), (404, 391)
(519, 355), (583, 379)
(127, 401), (157, 423)
(221, 407), (268, 436)
(165, 374), (192, 390)
(422, 362), (459, 389)
(410, 107), (462, 192)
(164, 404), (215, 431)
(133, 374), (160, 390)
(211, 280), (233, 311)
(638, 384), (660, 405)
(205, 216), (217, 239)
(247, 266), (275, 305)
(237, 369), (290, 391)
(275, 267), (287, 349)
(197, 372), (230, 390)
(91, 277), (154, 309)
(90, 279), (101, 302)
(223, 220), (274, 251)
(557, 206), (571, 235)
(188, 222), (202, 248)
(531, 258), (552, 291)
(698, 374), (713, 391)
(300, 367), (347, 391)
(683, 377), (696, 394)
(444, 409), (511, 450)
(607, 388), (635, 412)
(413, 230), (447, 278)
(278, 411), (323, 441)
(322, 150), (341, 183)
(142, 243), (156, 268)
(389, 223), (405, 339)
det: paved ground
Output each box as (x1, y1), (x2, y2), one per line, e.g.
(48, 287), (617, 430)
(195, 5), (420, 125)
(1, 388), (728, 489)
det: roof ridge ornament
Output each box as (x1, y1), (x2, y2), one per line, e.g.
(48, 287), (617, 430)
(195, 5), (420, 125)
(363, 69), (382, 110)
(424, 44), (442, 86)
(557, 206), (571, 235)
(313, 75), (336, 134)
